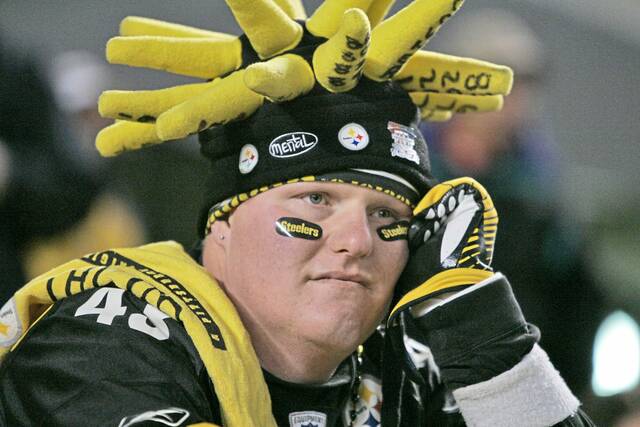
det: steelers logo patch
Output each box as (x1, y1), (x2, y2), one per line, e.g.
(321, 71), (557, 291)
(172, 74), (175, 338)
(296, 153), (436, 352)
(338, 123), (369, 151)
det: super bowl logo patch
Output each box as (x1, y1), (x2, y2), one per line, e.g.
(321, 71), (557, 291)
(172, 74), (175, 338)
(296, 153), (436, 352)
(269, 132), (318, 158)
(338, 122), (369, 151)
(377, 220), (409, 241)
(388, 121), (420, 165)
(289, 411), (327, 427)
(239, 143), (259, 174)
(276, 217), (323, 240)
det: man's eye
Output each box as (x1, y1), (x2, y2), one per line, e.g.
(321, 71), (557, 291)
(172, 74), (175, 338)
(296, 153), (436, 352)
(305, 193), (326, 205)
(374, 208), (395, 219)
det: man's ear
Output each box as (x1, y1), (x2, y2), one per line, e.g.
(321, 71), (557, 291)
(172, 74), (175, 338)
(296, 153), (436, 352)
(210, 220), (231, 249)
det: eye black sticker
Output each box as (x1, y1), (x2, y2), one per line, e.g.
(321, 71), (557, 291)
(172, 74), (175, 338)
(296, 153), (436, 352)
(275, 217), (323, 240)
(377, 221), (409, 241)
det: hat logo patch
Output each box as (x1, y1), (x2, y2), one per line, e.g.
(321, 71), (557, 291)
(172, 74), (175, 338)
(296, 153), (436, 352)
(239, 144), (259, 174)
(338, 123), (369, 151)
(288, 411), (327, 427)
(269, 132), (318, 158)
(388, 121), (420, 165)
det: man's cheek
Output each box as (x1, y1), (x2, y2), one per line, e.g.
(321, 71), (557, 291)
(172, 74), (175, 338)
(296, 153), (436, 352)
(275, 217), (323, 240)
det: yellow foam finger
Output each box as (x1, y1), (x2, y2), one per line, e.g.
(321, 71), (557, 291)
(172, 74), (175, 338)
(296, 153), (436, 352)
(99, 80), (220, 122)
(306, 0), (374, 38)
(272, 0), (307, 20)
(225, 0), (303, 59)
(366, 0), (396, 28)
(106, 36), (242, 80)
(365, 0), (464, 81)
(120, 16), (235, 40)
(244, 54), (314, 102)
(419, 109), (452, 122)
(95, 121), (162, 157)
(394, 50), (513, 95)
(156, 70), (264, 141)
(409, 92), (504, 114)
(312, 8), (370, 93)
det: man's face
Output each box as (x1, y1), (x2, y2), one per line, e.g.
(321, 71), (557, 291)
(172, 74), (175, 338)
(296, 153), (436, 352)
(216, 182), (412, 354)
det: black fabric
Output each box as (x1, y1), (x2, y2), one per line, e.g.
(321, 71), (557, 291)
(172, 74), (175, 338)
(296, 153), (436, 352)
(413, 276), (538, 389)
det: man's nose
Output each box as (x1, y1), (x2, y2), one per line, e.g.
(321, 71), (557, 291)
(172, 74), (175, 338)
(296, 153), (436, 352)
(326, 208), (374, 258)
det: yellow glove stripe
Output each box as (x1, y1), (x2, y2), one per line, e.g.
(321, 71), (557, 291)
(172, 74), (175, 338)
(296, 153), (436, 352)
(95, 121), (161, 157)
(365, 0), (464, 81)
(413, 177), (491, 214)
(106, 36), (242, 80)
(244, 54), (315, 102)
(306, 0), (374, 38)
(225, 0), (303, 59)
(312, 8), (371, 93)
(156, 70), (264, 141)
(120, 16), (235, 40)
(394, 50), (513, 95)
(410, 92), (504, 114)
(366, 0), (396, 28)
(99, 80), (220, 122)
(389, 268), (494, 322)
(272, 0), (307, 20)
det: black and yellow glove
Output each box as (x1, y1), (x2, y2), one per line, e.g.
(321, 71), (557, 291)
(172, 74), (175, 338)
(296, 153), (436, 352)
(383, 177), (498, 390)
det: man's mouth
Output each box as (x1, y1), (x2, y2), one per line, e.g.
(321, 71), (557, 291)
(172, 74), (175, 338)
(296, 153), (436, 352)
(311, 272), (370, 288)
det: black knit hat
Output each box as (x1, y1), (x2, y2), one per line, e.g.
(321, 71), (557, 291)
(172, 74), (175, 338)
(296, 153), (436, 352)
(199, 75), (435, 224)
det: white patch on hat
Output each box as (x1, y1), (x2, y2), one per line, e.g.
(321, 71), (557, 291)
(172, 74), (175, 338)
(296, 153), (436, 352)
(0, 298), (22, 347)
(289, 411), (327, 427)
(388, 121), (420, 165)
(338, 123), (369, 151)
(238, 144), (259, 174)
(269, 132), (318, 158)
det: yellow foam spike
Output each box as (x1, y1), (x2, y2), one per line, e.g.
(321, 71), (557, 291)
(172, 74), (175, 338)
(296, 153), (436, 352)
(99, 80), (221, 122)
(272, 0), (307, 20)
(394, 50), (513, 95)
(312, 8), (371, 93)
(95, 121), (162, 157)
(306, 0), (374, 38)
(409, 92), (504, 114)
(120, 16), (235, 40)
(365, 0), (464, 81)
(366, 0), (396, 28)
(106, 36), (242, 80)
(419, 109), (453, 122)
(156, 70), (264, 141)
(225, 0), (303, 59)
(244, 54), (314, 102)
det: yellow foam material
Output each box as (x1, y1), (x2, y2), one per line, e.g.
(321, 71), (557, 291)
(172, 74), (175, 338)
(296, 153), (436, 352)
(156, 70), (264, 141)
(99, 80), (220, 122)
(365, 0), (464, 81)
(120, 16), (235, 40)
(225, 0), (303, 59)
(272, 0), (307, 20)
(419, 109), (453, 122)
(244, 54), (314, 102)
(409, 92), (504, 114)
(366, 0), (396, 28)
(312, 8), (370, 93)
(394, 50), (514, 95)
(95, 121), (161, 157)
(306, 0), (374, 38)
(106, 36), (242, 80)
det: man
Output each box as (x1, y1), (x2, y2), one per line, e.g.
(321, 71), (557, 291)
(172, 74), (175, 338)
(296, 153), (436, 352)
(0, 1), (596, 425)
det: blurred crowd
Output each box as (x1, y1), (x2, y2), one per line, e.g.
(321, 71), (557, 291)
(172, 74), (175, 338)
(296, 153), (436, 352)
(1, 7), (638, 425)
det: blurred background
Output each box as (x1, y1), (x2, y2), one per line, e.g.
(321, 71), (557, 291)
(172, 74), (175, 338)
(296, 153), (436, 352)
(1, 0), (638, 424)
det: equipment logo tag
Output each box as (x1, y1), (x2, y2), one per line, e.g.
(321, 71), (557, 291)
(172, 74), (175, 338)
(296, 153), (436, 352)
(269, 132), (318, 158)
(276, 217), (323, 240)
(239, 144), (259, 174)
(377, 220), (409, 241)
(388, 121), (420, 165)
(289, 411), (327, 427)
(338, 122), (369, 151)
